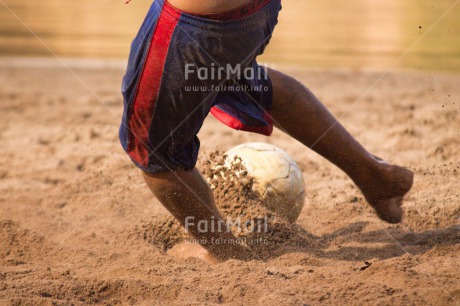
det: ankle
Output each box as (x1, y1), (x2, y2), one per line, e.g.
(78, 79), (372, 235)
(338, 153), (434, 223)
(342, 156), (383, 184)
(347, 159), (391, 193)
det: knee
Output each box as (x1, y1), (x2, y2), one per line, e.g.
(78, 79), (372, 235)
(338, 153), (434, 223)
(267, 68), (305, 104)
(141, 170), (176, 190)
(141, 168), (198, 191)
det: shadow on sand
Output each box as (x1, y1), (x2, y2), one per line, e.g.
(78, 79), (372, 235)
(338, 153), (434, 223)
(250, 221), (459, 261)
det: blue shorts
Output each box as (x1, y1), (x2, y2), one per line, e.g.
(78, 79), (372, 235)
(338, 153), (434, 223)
(119, 0), (282, 173)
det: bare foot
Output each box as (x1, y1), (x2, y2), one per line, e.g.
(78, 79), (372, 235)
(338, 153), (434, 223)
(167, 243), (220, 264)
(358, 161), (414, 224)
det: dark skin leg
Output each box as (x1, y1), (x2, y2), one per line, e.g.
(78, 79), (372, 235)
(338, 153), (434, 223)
(268, 68), (414, 223)
(142, 169), (252, 261)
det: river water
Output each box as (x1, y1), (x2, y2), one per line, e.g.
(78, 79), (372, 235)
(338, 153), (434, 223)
(0, 0), (459, 71)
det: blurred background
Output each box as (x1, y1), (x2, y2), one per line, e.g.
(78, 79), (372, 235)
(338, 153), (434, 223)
(0, 0), (459, 71)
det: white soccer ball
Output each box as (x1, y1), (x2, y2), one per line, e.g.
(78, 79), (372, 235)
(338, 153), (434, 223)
(224, 142), (305, 223)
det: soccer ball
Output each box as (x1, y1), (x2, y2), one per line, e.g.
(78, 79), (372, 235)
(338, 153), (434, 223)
(224, 142), (305, 223)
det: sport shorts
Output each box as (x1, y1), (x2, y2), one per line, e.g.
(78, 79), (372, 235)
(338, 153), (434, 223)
(119, 0), (282, 173)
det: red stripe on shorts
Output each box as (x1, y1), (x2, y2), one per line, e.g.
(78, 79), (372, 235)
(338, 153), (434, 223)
(128, 5), (181, 166)
(210, 107), (273, 136)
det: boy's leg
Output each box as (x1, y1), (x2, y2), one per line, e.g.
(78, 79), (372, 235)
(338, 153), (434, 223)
(142, 168), (251, 260)
(268, 68), (413, 223)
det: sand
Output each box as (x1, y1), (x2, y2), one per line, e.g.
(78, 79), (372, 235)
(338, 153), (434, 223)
(0, 59), (459, 305)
